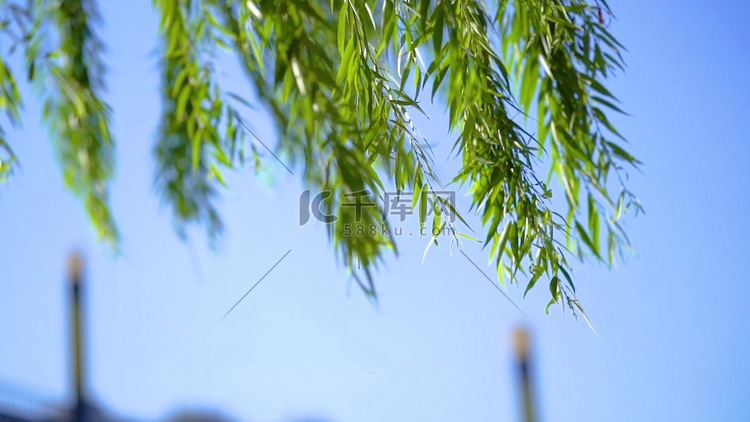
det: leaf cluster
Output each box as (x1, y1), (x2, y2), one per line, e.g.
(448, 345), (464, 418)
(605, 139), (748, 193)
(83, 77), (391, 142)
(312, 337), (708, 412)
(0, 0), (641, 313)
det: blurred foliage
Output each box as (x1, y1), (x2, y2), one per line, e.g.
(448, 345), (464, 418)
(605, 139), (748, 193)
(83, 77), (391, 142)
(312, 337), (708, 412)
(0, 0), (641, 314)
(1, 0), (118, 244)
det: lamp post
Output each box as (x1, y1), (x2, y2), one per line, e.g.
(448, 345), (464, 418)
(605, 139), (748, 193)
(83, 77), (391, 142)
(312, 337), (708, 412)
(68, 253), (87, 422)
(512, 327), (537, 422)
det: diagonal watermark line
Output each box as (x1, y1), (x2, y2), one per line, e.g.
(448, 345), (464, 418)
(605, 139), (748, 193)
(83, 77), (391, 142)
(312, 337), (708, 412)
(229, 109), (295, 175)
(218, 249), (292, 323)
(459, 249), (528, 318)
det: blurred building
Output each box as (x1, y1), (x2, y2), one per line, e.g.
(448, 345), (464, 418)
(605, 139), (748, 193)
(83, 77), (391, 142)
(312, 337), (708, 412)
(1, 255), (118, 421)
(1, 254), (533, 421)
(0, 255), (330, 422)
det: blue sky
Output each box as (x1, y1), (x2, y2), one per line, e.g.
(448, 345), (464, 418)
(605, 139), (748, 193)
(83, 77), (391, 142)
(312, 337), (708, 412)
(1, 1), (749, 421)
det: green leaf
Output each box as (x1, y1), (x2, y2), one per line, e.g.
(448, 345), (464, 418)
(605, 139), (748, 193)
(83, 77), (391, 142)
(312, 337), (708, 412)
(337, 2), (347, 55)
(432, 7), (444, 58)
(484, 212), (502, 247)
(576, 221), (601, 260)
(35, 0), (640, 314)
(549, 275), (560, 299)
(525, 265), (545, 297)
(175, 84), (191, 121)
(458, 232), (481, 242)
(337, 39), (356, 85)
(419, 184), (428, 230)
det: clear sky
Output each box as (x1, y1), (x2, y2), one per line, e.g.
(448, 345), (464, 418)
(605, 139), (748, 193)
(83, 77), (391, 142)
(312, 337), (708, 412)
(1, 1), (749, 421)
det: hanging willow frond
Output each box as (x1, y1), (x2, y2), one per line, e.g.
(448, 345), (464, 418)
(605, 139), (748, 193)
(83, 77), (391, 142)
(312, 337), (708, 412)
(0, 0), (640, 313)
